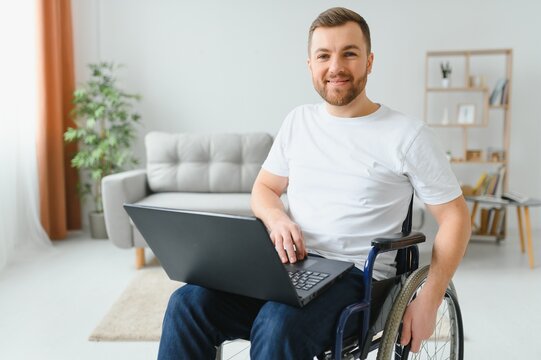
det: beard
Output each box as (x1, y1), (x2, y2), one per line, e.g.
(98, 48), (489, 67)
(314, 70), (367, 106)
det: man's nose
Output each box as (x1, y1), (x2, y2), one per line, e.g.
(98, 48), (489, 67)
(328, 55), (345, 74)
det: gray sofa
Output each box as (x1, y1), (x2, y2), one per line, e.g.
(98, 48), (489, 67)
(103, 131), (425, 269)
(102, 132), (274, 268)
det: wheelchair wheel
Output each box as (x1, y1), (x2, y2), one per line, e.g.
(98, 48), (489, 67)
(376, 265), (464, 360)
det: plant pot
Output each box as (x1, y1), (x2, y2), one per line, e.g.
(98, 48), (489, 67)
(441, 78), (450, 88)
(89, 212), (108, 239)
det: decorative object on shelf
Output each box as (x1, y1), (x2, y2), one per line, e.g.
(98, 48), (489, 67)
(468, 75), (485, 88)
(486, 147), (505, 162)
(465, 149), (482, 162)
(445, 150), (452, 161)
(440, 61), (452, 88)
(64, 62), (142, 239)
(457, 103), (476, 124)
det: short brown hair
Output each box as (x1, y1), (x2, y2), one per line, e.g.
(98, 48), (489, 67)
(308, 7), (371, 55)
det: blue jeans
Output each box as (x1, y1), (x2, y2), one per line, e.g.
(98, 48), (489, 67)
(158, 267), (365, 360)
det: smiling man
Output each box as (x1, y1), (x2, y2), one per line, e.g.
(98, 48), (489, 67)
(158, 7), (470, 359)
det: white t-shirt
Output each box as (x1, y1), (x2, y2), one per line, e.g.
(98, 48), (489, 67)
(262, 103), (462, 279)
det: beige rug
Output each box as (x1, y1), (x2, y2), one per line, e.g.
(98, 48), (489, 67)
(89, 266), (183, 342)
(89, 267), (452, 343)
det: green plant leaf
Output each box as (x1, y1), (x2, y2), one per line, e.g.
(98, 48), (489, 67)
(91, 169), (103, 181)
(64, 128), (78, 142)
(86, 117), (96, 128)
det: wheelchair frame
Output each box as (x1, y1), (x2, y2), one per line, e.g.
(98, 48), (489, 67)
(330, 231), (423, 359)
(326, 198), (464, 360)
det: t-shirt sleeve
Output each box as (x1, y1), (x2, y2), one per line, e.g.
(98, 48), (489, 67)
(402, 125), (462, 205)
(261, 115), (292, 177)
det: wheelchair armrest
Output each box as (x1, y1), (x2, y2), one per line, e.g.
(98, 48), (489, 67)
(371, 231), (426, 251)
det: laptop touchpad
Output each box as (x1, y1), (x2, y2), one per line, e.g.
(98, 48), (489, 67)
(284, 259), (317, 270)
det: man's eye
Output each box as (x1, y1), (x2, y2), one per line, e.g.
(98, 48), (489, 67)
(317, 54), (329, 60)
(344, 52), (357, 57)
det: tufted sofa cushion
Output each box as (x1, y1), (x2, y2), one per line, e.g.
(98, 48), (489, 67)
(146, 132), (273, 193)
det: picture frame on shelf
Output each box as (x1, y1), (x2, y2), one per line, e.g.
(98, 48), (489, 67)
(457, 103), (476, 124)
(466, 149), (482, 162)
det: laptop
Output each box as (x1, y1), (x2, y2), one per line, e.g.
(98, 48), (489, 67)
(124, 204), (354, 307)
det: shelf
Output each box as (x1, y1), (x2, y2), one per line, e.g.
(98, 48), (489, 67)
(489, 104), (509, 110)
(451, 160), (505, 165)
(426, 87), (488, 92)
(427, 49), (512, 57)
(429, 123), (488, 128)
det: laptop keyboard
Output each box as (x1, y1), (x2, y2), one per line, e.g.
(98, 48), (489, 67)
(288, 270), (330, 291)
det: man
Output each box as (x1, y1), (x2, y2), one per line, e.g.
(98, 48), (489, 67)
(158, 7), (470, 359)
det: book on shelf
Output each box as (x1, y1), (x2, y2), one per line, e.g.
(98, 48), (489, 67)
(487, 208), (495, 234)
(488, 165), (506, 197)
(489, 78), (508, 105)
(495, 165), (506, 197)
(490, 208), (502, 235)
(479, 208), (490, 235)
(472, 172), (488, 194)
(486, 174), (499, 195)
(500, 80), (510, 105)
(480, 173), (496, 195)
(498, 211), (506, 237)
(473, 166), (506, 196)
(476, 207), (504, 236)
(479, 173), (493, 195)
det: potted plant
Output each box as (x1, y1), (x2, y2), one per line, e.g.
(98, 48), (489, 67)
(440, 61), (452, 88)
(64, 62), (141, 239)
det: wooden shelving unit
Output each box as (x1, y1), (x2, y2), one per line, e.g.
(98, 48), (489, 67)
(424, 49), (513, 241)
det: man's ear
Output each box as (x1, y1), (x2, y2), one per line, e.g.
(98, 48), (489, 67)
(367, 52), (374, 74)
(307, 58), (311, 72)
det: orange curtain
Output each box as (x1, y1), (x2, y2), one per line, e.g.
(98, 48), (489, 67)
(36, 0), (81, 239)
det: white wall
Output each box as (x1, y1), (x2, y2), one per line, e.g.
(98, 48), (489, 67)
(72, 0), (541, 229)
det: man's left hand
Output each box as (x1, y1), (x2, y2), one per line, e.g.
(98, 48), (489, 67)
(399, 290), (442, 353)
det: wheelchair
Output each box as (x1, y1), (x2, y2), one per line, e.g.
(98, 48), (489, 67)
(216, 198), (464, 360)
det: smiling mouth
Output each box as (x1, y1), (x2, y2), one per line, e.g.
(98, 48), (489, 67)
(327, 79), (350, 86)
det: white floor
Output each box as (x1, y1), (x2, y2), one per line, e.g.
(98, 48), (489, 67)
(1, 229), (540, 360)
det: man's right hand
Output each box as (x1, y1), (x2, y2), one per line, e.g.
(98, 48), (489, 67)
(267, 210), (307, 264)
(251, 169), (307, 264)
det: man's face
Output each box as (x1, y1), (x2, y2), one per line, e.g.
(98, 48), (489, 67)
(308, 22), (373, 107)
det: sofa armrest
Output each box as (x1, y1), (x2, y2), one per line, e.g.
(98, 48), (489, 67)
(102, 169), (149, 248)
